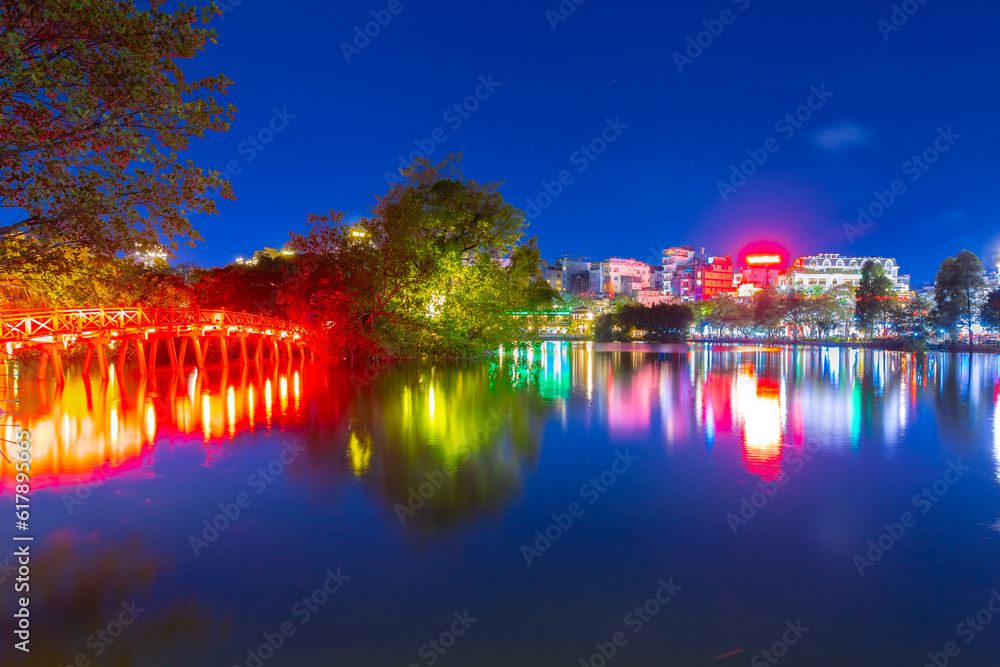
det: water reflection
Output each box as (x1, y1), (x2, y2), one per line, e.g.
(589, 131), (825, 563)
(10, 345), (1000, 493)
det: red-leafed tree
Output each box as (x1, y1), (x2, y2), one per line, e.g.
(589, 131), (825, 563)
(0, 0), (235, 261)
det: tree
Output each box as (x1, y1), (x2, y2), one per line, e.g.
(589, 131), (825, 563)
(288, 156), (542, 358)
(980, 288), (1000, 334)
(0, 0), (236, 260)
(753, 288), (786, 337)
(891, 293), (932, 339)
(855, 260), (895, 338)
(934, 250), (986, 343)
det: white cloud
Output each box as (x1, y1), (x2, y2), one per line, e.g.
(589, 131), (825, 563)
(812, 122), (873, 151)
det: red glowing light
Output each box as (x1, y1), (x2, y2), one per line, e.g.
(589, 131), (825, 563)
(746, 254), (782, 266)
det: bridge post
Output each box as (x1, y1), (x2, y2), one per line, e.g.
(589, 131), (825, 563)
(83, 344), (94, 377)
(272, 339), (280, 363)
(190, 335), (205, 370)
(95, 341), (109, 380)
(117, 338), (128, 370)
(167, 337), (178, 372)
(285, 339), (293, 361)
(254, 337), (263, 364)
(149, 339), (159, 372)
(239, 336), (249, 366)
(38, 349), (49, 382)
(135, 339), (147, 376)
(218, 335), (229, 368)
(46, 346), (65, 386)
(178, 337), (188, 370)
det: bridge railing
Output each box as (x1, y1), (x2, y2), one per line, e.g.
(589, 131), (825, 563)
(0, 307), (305, 345)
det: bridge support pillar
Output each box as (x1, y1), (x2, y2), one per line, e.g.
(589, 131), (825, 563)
(117, 339), (128, 370)
(83, 344), (94, 377)
(218, 335), (229, 368)
(39, 346), (65, 386)
(239, 336), (249, 366)
(135, 340), (147, 376)
(190, 335), (205, 370)
(167, 337), (178, 372)
(285, 339), (293, 360)
(149, 339), (159, 372)
(272, 339), (280, 362)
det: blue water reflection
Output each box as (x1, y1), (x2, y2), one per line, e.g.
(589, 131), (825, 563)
(3, 343), (1000, 665)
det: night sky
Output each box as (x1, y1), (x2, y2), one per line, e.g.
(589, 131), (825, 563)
(180, 0), (1000, 284)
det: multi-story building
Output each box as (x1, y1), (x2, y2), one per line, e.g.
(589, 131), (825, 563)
(694, 255), (734, 301)
(542, 255), (591, 293)
(590, 258), (653, 297)
(662, 246), (700, 299)
(788, 253), (910, 292)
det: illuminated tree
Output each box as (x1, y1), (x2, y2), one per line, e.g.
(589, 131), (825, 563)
(289, 156), (547, 357)
(934, 250), (986, 343)
(855, 260), (895, 338)
(0, 0), (235, 260)
(980, 288), (1000, 334)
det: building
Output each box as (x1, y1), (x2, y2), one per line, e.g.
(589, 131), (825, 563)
(662, 246), (700, 299)
(542, 255), (591, 293)
(694, 255), (734, 301)
(590, 258), (653, 297)
(788, 254), (910, 292)
(635, 290), (676, 306)
(236, 245), (296, 266)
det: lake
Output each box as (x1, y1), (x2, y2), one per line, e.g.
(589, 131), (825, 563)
(4, 342), (1000, 666)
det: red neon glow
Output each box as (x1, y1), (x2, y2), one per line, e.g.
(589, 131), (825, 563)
(746, 254), (782, 266)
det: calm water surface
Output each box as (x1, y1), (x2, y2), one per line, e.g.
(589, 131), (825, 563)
(4, 343), (1000, 666)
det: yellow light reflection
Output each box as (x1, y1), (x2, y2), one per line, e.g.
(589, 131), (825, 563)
(202, 393), (211, 442)
(265, 379), (273, 425)
(348, 431), (372, 477)
(248, 384), (256, 430)
(110, 408), (119, 443)
(735, 370), (783, 480)
(428, 385), (436, 420)
(227, 386), (236, 438)
(145, 404), (156, 445)
(280, 377), (288, 401)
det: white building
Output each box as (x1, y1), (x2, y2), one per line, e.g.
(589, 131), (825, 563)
(789, 253), (910, 292)
(590, 258), (653, 297)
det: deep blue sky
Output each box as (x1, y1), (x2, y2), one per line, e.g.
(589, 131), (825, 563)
(179, 0), (999, 284)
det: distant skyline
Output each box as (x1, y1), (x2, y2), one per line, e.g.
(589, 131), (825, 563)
(178, 0), (1000, 284)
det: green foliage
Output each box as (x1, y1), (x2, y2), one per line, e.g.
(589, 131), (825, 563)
(753, 288), (786, 336)
(980, 288), (1000, 333)
(0, 0), (235, 258)
(934, 250), (986, 342)
(286, 156), (545, 358)
(592, 302), (694, 343)
(855, 260), (896, 337)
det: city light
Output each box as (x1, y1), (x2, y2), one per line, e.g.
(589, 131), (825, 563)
(746, 254), (782, 265)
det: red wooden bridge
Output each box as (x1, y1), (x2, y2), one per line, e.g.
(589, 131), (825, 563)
(0, 307), (310, 385)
